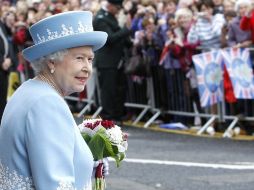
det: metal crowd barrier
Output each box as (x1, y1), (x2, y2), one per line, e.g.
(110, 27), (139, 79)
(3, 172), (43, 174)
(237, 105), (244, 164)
(68, 48), (254, 138)
(122, 47), (254, 138)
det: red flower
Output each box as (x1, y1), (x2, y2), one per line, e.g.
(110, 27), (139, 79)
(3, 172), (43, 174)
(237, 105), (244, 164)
(101, 120), (114, 129)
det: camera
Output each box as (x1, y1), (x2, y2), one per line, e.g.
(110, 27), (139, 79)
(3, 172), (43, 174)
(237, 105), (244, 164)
(196, 12), (206, 17)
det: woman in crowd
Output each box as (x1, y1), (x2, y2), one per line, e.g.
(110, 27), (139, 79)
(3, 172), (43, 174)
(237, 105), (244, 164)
(0, 11), (107, 189)
(222, 0), (252, 106)
(240, 0), (254, 44)
(166, 8), (203, 123)
(227, 0), (252, 48)
(187, 0), (225, 51)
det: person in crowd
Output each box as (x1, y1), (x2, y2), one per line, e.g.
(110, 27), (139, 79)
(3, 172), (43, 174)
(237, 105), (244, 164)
(93, 0), (133, 122)
(0, 11), (108, 189)
(226, 0), (254, 130)
(187, 0), (225, 51)
(156, 0), (177, 44)
(240, 0), (254, 44)
(212, 0), (224, 14)
(1, 10), (19, 66)
(223, 0), (236, 12)
(227, 0), (252, 48)
(166, 8), (198, 72)
(131, 4), (157, 35)
(67, 0), (81, 11)
(220, 10), (237, 48)
(0, 0), (11, 14)
(0, 9), (19, 119)
(187, 0), (225, 131)
(0, 19), (11, 120)
(161, 8), (203, 123)
(131, 16), (162, 74)
(223, 0), (252, 107)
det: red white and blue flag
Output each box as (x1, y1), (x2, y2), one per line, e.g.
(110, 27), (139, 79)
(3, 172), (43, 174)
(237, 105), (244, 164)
(192, 51), (223, 107)
(221, 47), (254, 99)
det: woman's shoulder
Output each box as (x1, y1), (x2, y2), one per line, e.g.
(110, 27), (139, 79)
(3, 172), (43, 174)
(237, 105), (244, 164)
(13, 79), (63, 100)
(6, 79), (68, 115)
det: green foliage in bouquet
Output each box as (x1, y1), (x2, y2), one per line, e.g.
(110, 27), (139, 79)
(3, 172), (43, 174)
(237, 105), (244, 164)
(82, 128), (125, 167)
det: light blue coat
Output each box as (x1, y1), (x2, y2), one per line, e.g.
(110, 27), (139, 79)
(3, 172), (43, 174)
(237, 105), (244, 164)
(0, 79), (94, 190)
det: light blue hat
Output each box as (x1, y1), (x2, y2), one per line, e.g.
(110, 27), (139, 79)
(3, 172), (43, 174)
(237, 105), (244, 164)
(22, 11), (108, 62)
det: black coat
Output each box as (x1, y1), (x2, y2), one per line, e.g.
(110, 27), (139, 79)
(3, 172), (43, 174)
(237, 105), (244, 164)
(93, 9), (132, 69)
(0, 21), (9, 120)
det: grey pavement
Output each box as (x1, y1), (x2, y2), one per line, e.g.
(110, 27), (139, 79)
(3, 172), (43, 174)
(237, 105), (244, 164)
(105, 126), (254, 190)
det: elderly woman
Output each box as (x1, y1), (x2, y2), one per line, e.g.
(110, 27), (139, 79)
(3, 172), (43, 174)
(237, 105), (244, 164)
(240, 0), (254, 44)
(220, 0), (252, 114)
(0, 11), (107, 189)
(169, 8), (198, 72)
(171, 8), (204, 123)
(227, 0), (252, 48)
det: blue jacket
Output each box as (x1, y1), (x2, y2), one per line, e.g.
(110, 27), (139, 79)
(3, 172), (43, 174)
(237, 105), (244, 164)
(0, 79), (93, 190)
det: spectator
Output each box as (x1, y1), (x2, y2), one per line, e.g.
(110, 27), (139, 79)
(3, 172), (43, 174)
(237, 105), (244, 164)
(223, 0), (236, 12)
(171, 8), (203, 123)
(220, 10), (237, 48)
(93, 0), (133, 122)
(227, 0), (254, 124)
(187, 0), (225, 130)
(1, 10), (19, 68)
(187, 0), (225, 51)
(228, 0), (252, 48)
(0, 19), (11, 120)
(156, 0), (177, 44)
(240, 0), (254, 44)
(213, 0), (224, 14)
(169, 8), (198, 72)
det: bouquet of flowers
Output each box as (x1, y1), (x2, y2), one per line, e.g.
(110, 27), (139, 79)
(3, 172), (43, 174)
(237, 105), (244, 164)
(79, 119), (128, 190)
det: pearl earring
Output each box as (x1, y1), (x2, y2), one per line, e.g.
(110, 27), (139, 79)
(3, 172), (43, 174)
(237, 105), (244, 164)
(50, 69), (54, 74)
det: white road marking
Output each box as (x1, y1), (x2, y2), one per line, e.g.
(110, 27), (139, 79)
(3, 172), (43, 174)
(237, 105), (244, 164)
(109, 158), (254, 170)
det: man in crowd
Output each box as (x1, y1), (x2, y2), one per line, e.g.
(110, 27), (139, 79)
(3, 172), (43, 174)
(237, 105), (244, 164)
(93, 0), (133, 122)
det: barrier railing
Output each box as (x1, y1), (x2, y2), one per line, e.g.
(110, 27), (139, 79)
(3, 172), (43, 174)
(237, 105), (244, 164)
(68, 47), (254, 138)
(122, 47), (254, 138)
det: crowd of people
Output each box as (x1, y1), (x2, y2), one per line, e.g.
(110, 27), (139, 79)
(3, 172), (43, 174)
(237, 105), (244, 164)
(1, 0), (254, 133)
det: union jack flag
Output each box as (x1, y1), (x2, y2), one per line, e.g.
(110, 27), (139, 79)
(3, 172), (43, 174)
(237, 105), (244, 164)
(192, 51), (223, 107)
(221, 47), (254, 99)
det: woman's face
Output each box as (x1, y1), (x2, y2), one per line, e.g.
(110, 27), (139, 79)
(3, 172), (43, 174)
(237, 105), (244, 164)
(178, 15), (192, 29)
(165, 2), (176, 14)
(238, 4), (249, 17)
(53, 46), (94, 95)
(223, 2), (234, 12)
(201, 5), (213, 16)
(5, 12), (16, 26)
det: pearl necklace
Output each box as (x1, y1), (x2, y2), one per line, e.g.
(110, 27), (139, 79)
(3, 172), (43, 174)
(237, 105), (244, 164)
(37, 73), (64, 97)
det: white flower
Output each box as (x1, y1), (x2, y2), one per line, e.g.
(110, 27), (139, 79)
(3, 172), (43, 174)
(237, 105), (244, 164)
(106, 126), (123, 145)
(80, 119), (128, 152)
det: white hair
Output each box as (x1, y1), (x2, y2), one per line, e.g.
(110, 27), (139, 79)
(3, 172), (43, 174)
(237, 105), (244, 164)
(234, 0), (251, 12)
(30, 49), (68, 75)
(175, 8), (193, 22)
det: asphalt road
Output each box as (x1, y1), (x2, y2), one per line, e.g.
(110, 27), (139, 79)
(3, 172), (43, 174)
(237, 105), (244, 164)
(105, 126), (254, 190)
